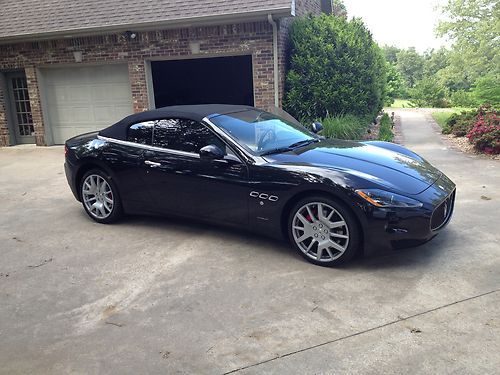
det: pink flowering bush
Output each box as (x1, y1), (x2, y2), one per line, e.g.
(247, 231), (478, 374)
(466, 106), (500, 154)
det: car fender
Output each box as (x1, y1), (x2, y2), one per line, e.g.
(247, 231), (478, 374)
(72, 157), (120, 201)
(280, 179), (369, 226)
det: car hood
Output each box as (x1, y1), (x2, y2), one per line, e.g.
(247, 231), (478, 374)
(262, 139), (442, 195)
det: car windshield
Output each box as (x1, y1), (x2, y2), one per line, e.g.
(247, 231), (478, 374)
(209, 109), (317, 156)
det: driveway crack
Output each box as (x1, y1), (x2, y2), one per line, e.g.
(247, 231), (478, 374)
(223, 288), (500, 374)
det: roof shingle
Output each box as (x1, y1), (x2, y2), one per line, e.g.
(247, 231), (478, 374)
(0, 0), (293, 41)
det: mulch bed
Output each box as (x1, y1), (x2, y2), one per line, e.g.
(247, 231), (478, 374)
(362, 111), (401, 144)
(392, 113), (404, 145)
(361, 121), (380, 141)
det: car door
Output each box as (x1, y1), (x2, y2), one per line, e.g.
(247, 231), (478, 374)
(102, 121), (155, 211)
(142, 118), (249, 225)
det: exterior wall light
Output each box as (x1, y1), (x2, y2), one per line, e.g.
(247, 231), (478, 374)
(125, 31), (137, 40)
(73, 51), (83, 62)
(189, 41), (200, 54)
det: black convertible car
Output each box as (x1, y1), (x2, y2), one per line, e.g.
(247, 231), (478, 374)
(65, 104), (455, 266)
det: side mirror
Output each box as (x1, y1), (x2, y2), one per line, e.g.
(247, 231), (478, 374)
(311, 122), (324, 134)
(199, 144), (225, 160)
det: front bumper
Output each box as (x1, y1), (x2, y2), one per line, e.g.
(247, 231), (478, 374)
(361, 173), (456, 253)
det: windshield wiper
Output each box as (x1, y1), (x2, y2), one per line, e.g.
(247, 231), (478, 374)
(260, 146), (293, 156)
(288, 139), (320, 149)
(260, 139), (320, 156)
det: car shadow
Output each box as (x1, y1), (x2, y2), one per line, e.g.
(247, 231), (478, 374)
(111, 213), (450, 270)
(345, 229), (451, 270)
(116, 213), (295, 257)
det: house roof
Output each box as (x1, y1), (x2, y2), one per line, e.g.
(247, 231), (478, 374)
(0, 0), (293, 43)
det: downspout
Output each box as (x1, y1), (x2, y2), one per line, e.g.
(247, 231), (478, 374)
(267, 14), (279, 108)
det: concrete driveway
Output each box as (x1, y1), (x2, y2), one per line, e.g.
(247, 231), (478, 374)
(1, 110), (499, 374)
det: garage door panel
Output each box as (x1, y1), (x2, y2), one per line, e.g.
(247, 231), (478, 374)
(64, 85), (92, 103)
(48, 85), (92, 104)
(45, 69), (88, 85)
(49, 107), (93, 124)
(91, 84), (131, 102)
(42, 64), (132, 144)
(93, 105), (131, 123)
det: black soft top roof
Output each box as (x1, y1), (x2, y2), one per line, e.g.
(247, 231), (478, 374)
(99, 104), (255, 140)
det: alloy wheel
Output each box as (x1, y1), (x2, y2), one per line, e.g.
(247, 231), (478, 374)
(292, 202), (350, 262)
(82, 174), (114, 219)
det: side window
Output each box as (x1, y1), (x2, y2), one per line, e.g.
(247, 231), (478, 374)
(153, 119), (226, 154)
(127, 121), (153, 145)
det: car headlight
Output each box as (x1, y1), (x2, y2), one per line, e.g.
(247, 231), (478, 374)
(355, 189), (423, 208)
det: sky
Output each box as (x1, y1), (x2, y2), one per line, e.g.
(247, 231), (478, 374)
(342, 0), (450, 52)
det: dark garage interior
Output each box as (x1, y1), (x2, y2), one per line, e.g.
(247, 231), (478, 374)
(151, 55), (254, 108)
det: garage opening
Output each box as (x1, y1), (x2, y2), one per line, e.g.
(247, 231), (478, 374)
(151, 55), (254, 108)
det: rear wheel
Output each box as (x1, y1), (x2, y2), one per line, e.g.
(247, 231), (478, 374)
(288, 196), (360, 266)
(80, 169), (122, 223)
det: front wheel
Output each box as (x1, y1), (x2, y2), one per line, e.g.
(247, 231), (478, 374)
(80, 169), (122, 223)
(288, 196), (360, 266)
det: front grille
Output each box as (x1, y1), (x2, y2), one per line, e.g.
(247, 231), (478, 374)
(431, 190), (456, 231)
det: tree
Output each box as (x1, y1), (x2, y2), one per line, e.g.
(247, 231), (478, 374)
(382, 45), (401, 64)
(473, 75), (500, 105)
(332, 0), (348, 17)
(434, 56), (474, 92)
(410, 77), (448, 108)
(423, 48), (450, 77)
(284, 15), (387, 120)
(385, 62), (405, 104)
(449, 90), (479, 107)
(437, 0), (500, 82)
(396, 48), (425, 88)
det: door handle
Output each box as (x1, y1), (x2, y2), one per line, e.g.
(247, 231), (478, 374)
(145, 160), (161, 168)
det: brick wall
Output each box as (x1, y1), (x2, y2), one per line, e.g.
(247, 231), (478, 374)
(0, 74), (9, 146)
(295, 0), (322, 16)
(0, 21), (275, 146)
(277, 18), (292, 107)
(24, 66), (46, 145)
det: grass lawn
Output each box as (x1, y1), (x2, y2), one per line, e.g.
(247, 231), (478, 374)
(431, 111), (454, 128)
(388, 99), (412, 108)
(431, 108), (475, 128)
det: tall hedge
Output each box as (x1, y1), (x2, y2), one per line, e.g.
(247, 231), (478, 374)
(284, 15), (387, 121)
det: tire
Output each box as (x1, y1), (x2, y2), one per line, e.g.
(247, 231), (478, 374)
(80, 169), (123, 224)
(288, 195), (360, 266)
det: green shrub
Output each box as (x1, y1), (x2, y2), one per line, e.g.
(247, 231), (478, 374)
(321, 114), (370, 140)
(473, 75), (500, 106)
(444, 110), (478, 136)
(385, 63), (405, 105)
(409, 77), (449, 108)
(441, 125), (452, 134)
(452, 119), (475, 136)
(378, 113), (394, 142)
(284, 15), (387, 121)
(449, 90), (478, 108)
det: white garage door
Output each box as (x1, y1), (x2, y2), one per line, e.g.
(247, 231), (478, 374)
(42, 65), (133, 144)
